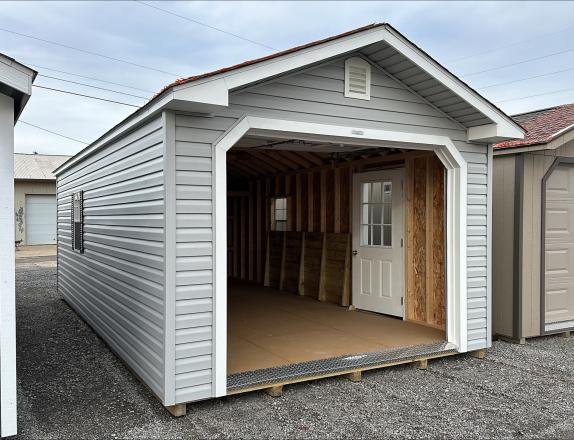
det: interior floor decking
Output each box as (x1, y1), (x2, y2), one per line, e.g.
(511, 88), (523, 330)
(227, 281), (445, 375)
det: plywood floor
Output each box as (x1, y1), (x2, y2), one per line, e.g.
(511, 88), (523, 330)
(228, 282), (445, 375)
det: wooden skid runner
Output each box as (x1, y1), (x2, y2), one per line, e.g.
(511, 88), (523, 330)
(228, 350), (458, 397)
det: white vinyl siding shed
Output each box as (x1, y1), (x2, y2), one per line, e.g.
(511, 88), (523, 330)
(54, 23), (523, 413)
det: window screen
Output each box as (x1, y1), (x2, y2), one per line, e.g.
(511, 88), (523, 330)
(71, 191), (84, 253)
(272, 197), (288, 231)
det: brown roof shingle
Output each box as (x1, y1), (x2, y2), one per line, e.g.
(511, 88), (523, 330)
(494, 103), (574, 149)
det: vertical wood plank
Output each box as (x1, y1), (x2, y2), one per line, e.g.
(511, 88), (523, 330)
(240, 196), (247, 280)
(425, 157), (434, 323)
(256, 179), (263, 282)
(295, 173), (302, 231)
(334, 168), (341, 233)
(308, 172), (314, 232)
(248, 182), (255, 281)
(318, 232), (327, 301)
(233, 198), (240, 278)
(321, 169), (327, 233)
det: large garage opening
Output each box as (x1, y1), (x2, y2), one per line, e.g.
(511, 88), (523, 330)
(224, 134), (449, 387)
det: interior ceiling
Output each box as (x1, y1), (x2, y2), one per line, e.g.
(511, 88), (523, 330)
(227, 136), (406, 180)
(360, 41), (493, 128)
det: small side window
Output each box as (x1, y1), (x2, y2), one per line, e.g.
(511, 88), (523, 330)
(71, 191), (84, 253)
(271, 197), (288, 231)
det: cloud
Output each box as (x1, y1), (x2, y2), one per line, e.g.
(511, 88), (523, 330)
(3, 1), (574, 154)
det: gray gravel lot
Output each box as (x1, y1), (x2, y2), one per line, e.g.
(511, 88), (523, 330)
(15, 261), (574, 439)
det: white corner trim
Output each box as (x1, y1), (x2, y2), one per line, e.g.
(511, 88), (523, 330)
(212, 116), (469, 396)
(162, 111), (177, 405)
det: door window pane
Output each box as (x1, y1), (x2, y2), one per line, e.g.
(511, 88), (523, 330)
(360, 181), (392, 246)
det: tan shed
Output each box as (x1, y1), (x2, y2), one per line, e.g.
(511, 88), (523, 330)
(493, 103), (574, 342)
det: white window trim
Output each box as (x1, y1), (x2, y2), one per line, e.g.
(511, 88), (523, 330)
(344, 57), (371, 100)
(212, 116), (468, 398)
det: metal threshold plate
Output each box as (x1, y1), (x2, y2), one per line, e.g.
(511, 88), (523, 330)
(227, 341), (457, 392)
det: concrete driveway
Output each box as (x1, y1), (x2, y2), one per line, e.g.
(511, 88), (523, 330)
(15, 260), (574, 439)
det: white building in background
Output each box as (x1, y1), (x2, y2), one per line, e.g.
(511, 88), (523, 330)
(0, 53), (36, 437)
(14, 153), (71, 246)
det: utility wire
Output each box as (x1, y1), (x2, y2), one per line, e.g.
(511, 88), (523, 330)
(29, 64), (155, 93)
(477, 66), (574, 90)
(38, 74), (149, 100)
(0, 26), (181, 77)
(446, 24), (574, 63)
(463, 45), (574, 77)
(494, 85), (574, 104)
(33, 84), (141, 107)
(135, 0), (277, 51)
(19, 120), (89, 144)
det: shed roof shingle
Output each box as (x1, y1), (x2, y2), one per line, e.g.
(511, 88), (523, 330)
(494, 103), (574, 150)
(14, 153), (71, 180)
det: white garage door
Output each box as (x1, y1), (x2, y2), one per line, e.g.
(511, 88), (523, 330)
(25, 194), (57, 245)
(544, 164), (574, 331)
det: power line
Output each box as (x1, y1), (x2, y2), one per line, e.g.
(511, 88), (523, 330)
(19, 120), (89, 144)
(477, 66), (574, 90)
(0, 26), (180, 77)
(446, 24), (574, 64)
(463, 45), (574, 77)
(38, 74), (149, 100)
(29, 64), (155, 93)
(494, 85), (574, 104)
(135, 0), (277, 51)
(33, 84), (141, 107)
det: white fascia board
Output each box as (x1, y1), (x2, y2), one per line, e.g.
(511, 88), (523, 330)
(383, 28), (524, 141)
(467, 123), (525, 143)
(0, 54), (35, 96)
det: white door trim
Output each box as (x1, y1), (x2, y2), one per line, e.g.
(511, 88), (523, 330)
(212, 116), (468, 397)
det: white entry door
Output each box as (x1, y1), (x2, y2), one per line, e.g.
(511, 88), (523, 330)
(352, 169), (404, 317)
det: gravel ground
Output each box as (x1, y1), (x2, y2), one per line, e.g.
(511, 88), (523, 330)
(15, 261), (574, 439)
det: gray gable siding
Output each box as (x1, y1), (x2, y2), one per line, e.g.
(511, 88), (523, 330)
(56, 116), (167, 400)
(172, 58), (490, 403)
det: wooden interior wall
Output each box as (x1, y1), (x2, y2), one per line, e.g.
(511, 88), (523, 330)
(227, 150), (445, 327)
(405, 155), (446, 329)
(227, 166), (352, 285)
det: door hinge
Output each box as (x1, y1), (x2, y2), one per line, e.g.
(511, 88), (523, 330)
(400, 238), (403, 248)
(401, 297), (403, 306)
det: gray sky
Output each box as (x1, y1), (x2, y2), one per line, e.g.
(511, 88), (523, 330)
(3, 1), (574, 155)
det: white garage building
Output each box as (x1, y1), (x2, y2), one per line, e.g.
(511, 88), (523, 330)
(14, 153), (70, 246)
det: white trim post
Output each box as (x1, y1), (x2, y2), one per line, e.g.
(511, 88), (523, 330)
(0, 93), (17, 437)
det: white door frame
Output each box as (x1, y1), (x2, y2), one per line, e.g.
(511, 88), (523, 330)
(212, 116), (468, 397)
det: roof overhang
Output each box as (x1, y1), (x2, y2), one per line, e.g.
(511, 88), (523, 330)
(56, 23), (524, 175)
(0, 54), (36, 122)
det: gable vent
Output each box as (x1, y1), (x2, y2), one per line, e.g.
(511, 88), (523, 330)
(345, 57), (371, 100)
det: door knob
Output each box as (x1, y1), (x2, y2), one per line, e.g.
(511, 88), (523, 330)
(352, 250), (358, 256)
